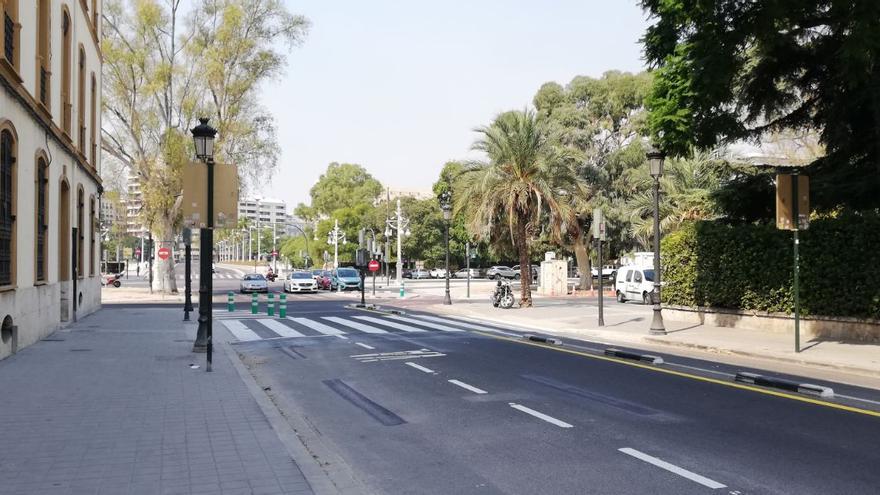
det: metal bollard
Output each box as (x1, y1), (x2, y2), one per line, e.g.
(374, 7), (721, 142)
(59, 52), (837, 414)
(400, 281), (405, 298)
(227, 292), (235, 312)
(251, 293), (258, 314)
(279, 293), (287, 318)
(267, 293), (275, 316)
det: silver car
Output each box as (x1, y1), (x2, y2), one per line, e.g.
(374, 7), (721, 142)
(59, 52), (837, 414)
(285, 271), (318, 293)
(239, 273), (269, 293)
(486, 266), (517, 280)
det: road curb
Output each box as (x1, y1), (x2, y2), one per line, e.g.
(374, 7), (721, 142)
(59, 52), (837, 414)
(523, 334), (563, 345)
(734, 371), (834, 398)
(604, 348), (664, 364)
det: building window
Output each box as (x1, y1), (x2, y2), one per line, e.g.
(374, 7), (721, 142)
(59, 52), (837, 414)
(89, 196), (95, 276)
(76, 187), (83, 279)
(90, 73), (96, 166)
(91, 0), (98, 33)
(37, 0), (50, 109)
(2, 0), (18, 71)
(0, 127), (16, 287)
(78, 46), (86, 152)
(61, 9), (71, 135)
(35, 156), (48, 282)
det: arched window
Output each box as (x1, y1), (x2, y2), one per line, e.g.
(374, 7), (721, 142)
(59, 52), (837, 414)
(76, 186), (83, 279)
(91, 0), (98, 34)
(61, 8), (71, 135)
(89, 196), (95, 276)
(90, 73), (96, 166)
(0, 125), (16, 287)
(78, 46), (86, 152)
(35, 155), (48, 282)
(1, 0), (19, 72)
(37, 0), (51, 109)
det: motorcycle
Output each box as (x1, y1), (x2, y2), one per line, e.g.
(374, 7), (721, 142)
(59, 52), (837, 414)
(266, 272), (278, 282)
(103, 273), (123, 288)
(491, 280), (515, 309)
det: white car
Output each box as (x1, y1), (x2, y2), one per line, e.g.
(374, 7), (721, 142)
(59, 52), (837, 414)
(429, 267), (447, 278)
(590, 265), (617, 279)
(284, 271), (318, 293)
(239, 273), (268, 293)
(615, 265), (656, 304)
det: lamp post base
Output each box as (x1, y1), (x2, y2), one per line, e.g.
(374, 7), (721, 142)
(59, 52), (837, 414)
(649, 304), (666, 335)
(443, 291), (452, 305)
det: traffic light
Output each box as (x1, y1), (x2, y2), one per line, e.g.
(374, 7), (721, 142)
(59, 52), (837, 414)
(355, 248), (369, 267)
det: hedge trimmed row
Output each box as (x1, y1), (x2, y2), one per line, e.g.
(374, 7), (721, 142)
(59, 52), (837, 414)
(661, 212), (880, 320)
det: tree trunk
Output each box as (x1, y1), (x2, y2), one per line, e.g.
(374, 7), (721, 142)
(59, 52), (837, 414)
(515, 217), (532, 307)
(151, 214), (179, 294)
(572, 228), (592, 291)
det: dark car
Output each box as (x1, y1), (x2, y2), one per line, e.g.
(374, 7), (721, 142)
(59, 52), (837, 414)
(402, 269), (413, 279)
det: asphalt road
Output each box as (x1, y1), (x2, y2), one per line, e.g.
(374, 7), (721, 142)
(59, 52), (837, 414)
(214, 299), (880, 495)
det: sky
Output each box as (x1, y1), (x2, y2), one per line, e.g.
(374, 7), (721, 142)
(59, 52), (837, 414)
(260, 0), (651, 211)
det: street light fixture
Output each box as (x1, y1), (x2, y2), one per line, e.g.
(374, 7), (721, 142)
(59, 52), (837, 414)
(386, 199), (411, 284)
(190, 117), (218, 370)
(327, 219), (346, 268)
(646, 144), (666, 335)
(439, 191), (452, 305)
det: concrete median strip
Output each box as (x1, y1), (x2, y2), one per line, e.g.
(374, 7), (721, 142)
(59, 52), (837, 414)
(523, 334), (563, 345)
(604, 348), (664, 365)
(734, 371), (834, 398)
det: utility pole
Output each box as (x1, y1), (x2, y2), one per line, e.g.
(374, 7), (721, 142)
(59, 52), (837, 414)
(396, 199), (403, 284)
(272, 222), (277, 274)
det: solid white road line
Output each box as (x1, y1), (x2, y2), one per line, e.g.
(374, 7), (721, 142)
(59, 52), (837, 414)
(508, 403), (573, 428)
(288, 317), (346, 336)
(255, 319), (305, 338)
(405, 362), (435, 374)
(448, 379), (488, 394)
(388, 315), (464, 332)
(355, 342), (375, 350)
(412, 315), (518, 336)
(618, 448), (726, 490)
(322, 316), (389, 334)
(220, 320), (262, 342)
(353, 316), (426, 332)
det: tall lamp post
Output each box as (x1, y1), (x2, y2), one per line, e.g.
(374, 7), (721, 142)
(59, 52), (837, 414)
(385, 198), (411, 285)
(183, 227), (193, 321)
(646, 145), (666, 335)
(190, 118), (218, 371)
(327, 219), (346, 268)
(439, 191), (452, 305)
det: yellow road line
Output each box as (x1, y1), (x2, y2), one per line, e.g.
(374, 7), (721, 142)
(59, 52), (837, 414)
(472, 331), (880, 418)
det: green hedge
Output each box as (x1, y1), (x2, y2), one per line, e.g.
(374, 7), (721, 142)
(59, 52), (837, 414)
(661, 213), (880, 320)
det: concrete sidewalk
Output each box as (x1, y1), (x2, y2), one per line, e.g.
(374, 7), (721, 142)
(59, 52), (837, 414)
(0, 306), (320, 495)
(391, 295), (880, 387)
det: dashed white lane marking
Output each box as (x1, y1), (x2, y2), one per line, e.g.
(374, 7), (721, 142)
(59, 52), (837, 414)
(508, 403), (573, 428)
(405, 362), (435, 374)
(448, 379), (488, 394)
(412, 315), (519, 336)
(388, 315), (464, 332)
(220, 320), (262, 342)
(355, 342), (375, 350)
(322, 316), (389, 334)
(353, 316), (426, 332)
(288, 317), (346, 336)
(255, 319), (305, 338)
(618, 448), (726, 489)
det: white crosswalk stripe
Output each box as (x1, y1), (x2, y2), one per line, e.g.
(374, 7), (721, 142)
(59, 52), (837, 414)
(255, 319), (305, 338)
(322, 316), (389, 334)
(220, 320), (262, 341)
(288, 317), (346, 336)
(385, 315), (464, 332)
(353, 316), (427, 332)
(412, 315), (518, 336)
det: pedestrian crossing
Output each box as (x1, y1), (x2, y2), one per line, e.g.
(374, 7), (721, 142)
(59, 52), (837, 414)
(218, 313), (518, 343)
(173, 273), (242, 280)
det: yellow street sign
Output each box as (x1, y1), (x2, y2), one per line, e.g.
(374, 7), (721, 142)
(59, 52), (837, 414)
(181, 161), (239, 228)
(776, 174), (809, 230)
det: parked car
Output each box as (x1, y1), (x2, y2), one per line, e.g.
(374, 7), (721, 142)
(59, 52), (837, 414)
(486, 265), (517, 280)
(429, 267), (447, 278)
(284, 271), (318, 293)
(453, 268), (479, 278)
(311, 269), (325, 281)
(512, 265), (539, 281)
(317, 271), (332, 290)
(591, 265), (617, 279)
(615, 265), (656, 304)
(239, 273), (268, 293)
(331, 267), (362, 291)
(402, 269), (413, 279)
(409, 268), (431, 279)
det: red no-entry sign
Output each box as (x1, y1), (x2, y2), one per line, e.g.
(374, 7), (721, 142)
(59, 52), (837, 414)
(368, 259), (380, 272)
(157, 247), (171, 260)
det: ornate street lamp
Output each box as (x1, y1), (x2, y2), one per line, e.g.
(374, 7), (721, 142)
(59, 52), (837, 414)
(190, 118), (218, 370)
(439, 191), (452, 305)
(646, 145), (666, 335)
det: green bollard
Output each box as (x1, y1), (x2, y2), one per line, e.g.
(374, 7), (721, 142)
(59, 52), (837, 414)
(227, 292), (235, 312)
(267, 293), (275, 316)
(251, 293), (258, 314)
(399, 281), (405, 298)
(279, 293), (287, 318)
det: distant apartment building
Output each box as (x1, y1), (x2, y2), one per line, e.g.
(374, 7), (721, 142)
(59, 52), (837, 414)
(383, 187), (434, 202)
(124, 172), (145, 236)
(1, 0), (104, 360)
(238, 197), (288, 227)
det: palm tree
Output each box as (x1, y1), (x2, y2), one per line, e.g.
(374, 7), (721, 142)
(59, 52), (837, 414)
(458, 110), (582, 307)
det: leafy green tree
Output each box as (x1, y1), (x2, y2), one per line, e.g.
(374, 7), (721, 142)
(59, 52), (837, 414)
(641, 0), (880, 209)
(459, 110), (580, 307)
(297, 163), (383, 217)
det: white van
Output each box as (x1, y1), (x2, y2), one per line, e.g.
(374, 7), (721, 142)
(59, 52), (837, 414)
(615, 265), (657, 304)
